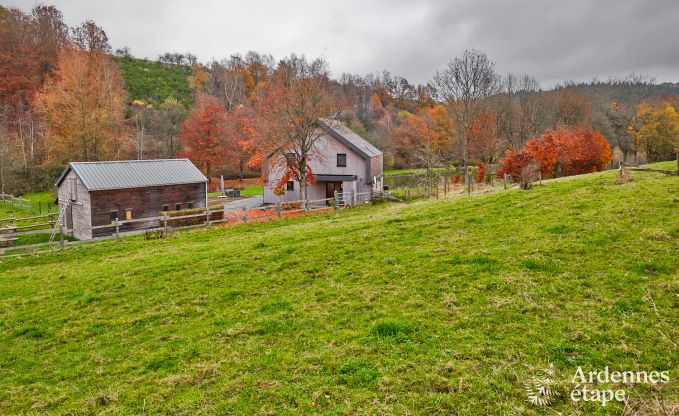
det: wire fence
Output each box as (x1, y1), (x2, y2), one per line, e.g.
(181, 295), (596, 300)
(1, 192), (56, 215)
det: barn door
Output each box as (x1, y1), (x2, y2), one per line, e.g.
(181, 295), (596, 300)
(65, 205), (73, 230)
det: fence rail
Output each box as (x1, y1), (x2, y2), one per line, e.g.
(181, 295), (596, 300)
(1, 193), (375, 256)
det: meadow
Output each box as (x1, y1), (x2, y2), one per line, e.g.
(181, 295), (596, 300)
(0, 163), (677, 415)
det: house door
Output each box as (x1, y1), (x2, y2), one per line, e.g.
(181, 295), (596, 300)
(325, 181), (343, 199)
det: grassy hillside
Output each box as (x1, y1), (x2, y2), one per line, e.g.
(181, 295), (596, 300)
(1, 164), (677, 415)
(115, 56), (193, 108)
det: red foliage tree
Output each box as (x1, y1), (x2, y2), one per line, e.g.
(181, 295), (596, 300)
(468, 112), (502, 163)
(496, 126), (612, 179)
(177, 94), (229, 178)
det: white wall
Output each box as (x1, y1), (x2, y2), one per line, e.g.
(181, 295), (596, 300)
(263, 129), (378, 204)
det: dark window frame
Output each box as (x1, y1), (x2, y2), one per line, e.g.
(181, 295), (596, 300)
(162, 204), (169, 212)
(110, 210), (118, 222)
(187, 201), (194, 209)
(175, 203), (182, 211)
(286, 181), (294, 191)
(337, 153), (347, 167)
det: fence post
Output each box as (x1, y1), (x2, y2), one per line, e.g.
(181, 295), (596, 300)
(242, 206), (248, 223)
(206, 207), (211, 227)
(334, 191), (339, 210)
(164, 213), (168, 231)
(503, 173), (507, 189)
(223, 204), (228, 220)
(115, 218), (120, 239)
(276, 202), (282, 218)
(59, 225), (65, 248)
(351, 190), (356, 207)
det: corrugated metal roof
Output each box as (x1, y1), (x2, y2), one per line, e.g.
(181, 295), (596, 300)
(319, 119), (383, 159)
(55, 159), (207, 191)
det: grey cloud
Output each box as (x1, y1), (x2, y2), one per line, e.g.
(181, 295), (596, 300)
(6, 0), (679, 87)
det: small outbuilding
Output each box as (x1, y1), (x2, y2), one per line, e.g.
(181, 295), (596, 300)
(55, 159), (207, 240)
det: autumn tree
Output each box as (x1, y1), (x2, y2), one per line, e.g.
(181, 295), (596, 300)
(38, 48), (128, 164)
(224, 106), (258, 180)
(433, 49), (501, 193)
(177, 94), (229, 178)
(629, 101), (679, 164)
(496, 127), (612, 181)
(0, 5), (69, 181)
(188, 65), (209, 95)
(467, 112), (502, 163)
(254, 57), (340, 201)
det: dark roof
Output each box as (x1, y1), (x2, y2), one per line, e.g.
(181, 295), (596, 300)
(315, 174), (357, 182)
(55, 159), (207, 191)
(319, 119), (382, 159)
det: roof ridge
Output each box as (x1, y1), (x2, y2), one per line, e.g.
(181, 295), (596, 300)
(71, 158), (189, 165)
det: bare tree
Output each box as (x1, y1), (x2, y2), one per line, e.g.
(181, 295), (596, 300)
(433, 49), (500, 193)
(256, 57), (341, 202)
(71, 20), (110, 53)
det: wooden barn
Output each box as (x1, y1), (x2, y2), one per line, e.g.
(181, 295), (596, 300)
(55, 159), (208, 240)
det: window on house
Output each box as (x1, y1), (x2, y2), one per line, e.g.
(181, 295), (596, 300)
(337, 153), (347, 167)
(162, 204), (169, 212)
(125, 209), (133, 220)
(110, 210), (118, 223)
(175, 203), (182, 211)
(286, 181), (294, 191)
(187, 202), (193, 209)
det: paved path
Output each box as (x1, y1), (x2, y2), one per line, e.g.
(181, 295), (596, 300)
(220, 196), (264, 210)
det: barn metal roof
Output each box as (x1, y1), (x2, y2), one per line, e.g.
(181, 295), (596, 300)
(319, 119), (383, 159)
(55, 159), (208, 191)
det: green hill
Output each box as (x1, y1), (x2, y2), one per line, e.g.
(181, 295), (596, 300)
(1, 164), (677, 414)
(115, 56), (193, 108)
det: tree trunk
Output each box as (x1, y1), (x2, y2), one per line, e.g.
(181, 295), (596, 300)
(463, 136), (470, 195)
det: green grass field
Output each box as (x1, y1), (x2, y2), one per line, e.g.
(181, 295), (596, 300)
(0, 191), (57, 219)
(115, 56), (193, 108)
(208, 184), (263, 198)
(1, 164), (677, 414)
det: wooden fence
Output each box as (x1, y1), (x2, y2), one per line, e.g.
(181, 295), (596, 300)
(0, 192), (373, 256)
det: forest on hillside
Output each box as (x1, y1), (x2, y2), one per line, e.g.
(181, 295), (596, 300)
(1, 4), (678, 194)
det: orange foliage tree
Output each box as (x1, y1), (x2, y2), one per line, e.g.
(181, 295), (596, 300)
(392, 105), (451, 168)
(496, 126), (612, 179)
(38, 48), (128, 164)
(467, 112), (502, 163)
(177, 94), (229, 178)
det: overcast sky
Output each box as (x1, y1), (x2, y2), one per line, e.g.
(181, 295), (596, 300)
(6, 0), (679, 87)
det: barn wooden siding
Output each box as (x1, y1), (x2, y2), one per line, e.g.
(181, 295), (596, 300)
(90, 183), (207, 237)
(57, 170), (92, 240)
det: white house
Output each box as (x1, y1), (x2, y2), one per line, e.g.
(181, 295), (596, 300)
(263, 119), (383, 204)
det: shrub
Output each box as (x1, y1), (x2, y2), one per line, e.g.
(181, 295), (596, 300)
(496, 127), (613, 181)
